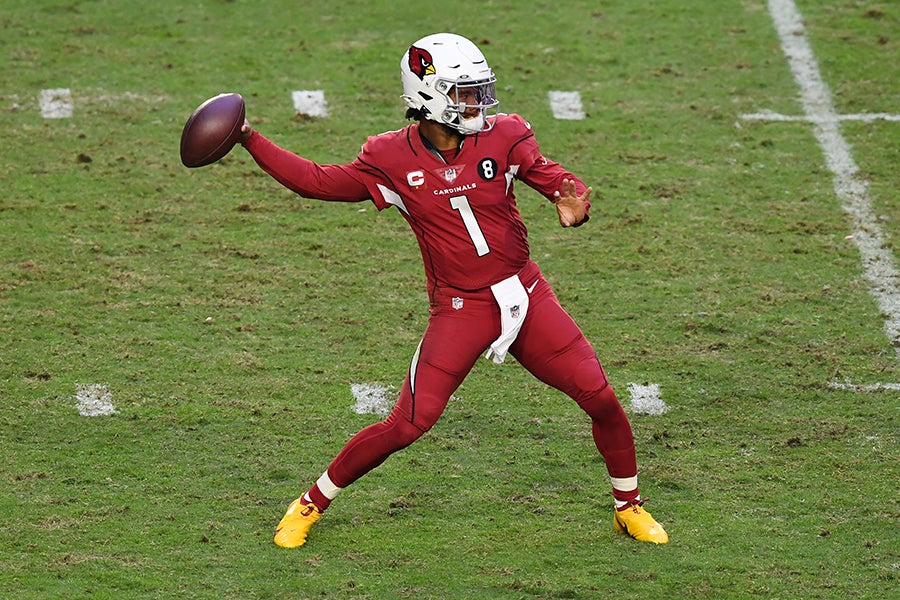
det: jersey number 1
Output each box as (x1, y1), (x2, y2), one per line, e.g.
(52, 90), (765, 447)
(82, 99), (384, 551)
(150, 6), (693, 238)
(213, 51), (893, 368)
(450, 195), (490, 257)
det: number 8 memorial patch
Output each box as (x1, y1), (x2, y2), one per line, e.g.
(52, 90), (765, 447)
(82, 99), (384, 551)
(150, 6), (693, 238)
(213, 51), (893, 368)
(478, 158), (498, 180)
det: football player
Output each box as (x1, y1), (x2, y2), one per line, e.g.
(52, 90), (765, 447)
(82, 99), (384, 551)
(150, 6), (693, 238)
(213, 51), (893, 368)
(239, 32), (668, 547)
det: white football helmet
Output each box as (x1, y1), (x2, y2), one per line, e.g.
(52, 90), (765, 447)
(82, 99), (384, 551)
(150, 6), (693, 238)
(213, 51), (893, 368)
(400, 33), (499, 135)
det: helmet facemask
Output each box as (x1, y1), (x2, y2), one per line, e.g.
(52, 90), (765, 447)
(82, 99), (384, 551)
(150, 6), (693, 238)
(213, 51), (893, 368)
(434, 77), (499, 134)
(401, 33), (501, 136)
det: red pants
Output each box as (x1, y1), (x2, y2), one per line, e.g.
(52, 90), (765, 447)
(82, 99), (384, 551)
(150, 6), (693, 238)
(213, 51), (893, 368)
(326, 260), (637, 488)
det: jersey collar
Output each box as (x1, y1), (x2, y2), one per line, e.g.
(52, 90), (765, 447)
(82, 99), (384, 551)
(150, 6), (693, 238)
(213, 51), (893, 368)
(417, 127), (464, 165)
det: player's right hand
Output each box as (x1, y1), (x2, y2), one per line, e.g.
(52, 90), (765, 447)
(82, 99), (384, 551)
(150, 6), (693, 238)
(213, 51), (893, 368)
(239, 119), (253, 143)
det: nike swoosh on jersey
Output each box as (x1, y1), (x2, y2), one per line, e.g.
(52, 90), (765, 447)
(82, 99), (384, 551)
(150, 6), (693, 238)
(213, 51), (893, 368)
(526, 280), (539, 294)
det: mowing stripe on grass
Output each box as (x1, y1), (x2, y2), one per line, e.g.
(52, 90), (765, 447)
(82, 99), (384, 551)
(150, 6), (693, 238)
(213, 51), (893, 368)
(767, 0), (900, 360)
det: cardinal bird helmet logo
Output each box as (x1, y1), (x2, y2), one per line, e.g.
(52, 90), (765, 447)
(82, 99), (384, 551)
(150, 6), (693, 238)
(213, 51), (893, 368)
(408, 45), (436, 80)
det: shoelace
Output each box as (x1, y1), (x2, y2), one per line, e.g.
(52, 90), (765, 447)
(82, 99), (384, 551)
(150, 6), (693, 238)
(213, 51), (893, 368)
(622, 497), (649, 512)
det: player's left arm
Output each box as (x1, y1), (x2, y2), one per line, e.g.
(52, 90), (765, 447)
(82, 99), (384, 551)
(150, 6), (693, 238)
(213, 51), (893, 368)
(504, 115), (591, 228)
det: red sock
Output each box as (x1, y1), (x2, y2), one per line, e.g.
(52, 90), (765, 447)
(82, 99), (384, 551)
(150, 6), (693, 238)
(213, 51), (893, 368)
(303, 484), (332, 512)
(613, 487), (641, 510)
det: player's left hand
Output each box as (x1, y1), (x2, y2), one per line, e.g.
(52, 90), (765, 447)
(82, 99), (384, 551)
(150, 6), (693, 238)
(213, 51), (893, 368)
(554, 179), (591, 227)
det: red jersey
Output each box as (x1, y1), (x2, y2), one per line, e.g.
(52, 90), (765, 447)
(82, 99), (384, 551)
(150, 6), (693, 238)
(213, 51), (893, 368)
(244, 113), (587, 292)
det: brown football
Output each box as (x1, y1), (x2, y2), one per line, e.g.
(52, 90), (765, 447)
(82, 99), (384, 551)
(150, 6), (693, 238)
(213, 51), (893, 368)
(180, 93), (245, 168)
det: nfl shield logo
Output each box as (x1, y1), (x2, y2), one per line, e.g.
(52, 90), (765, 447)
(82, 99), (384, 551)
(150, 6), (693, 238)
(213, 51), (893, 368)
(452, 297), (464, 310)
(510, 304), (520, 319)
(444, 168), (457, 183)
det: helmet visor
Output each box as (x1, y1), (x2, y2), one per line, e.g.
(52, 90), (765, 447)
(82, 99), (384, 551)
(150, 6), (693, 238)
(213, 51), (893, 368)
(437, 77), (499, 133)
(447, 79), (498, 112)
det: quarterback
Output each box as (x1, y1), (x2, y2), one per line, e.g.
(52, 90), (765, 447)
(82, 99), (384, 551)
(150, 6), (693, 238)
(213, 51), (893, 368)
(239, 33), (668, 547)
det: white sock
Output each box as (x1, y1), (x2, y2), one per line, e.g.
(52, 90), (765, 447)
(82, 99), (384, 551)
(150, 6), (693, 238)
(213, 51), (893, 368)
(611, 475), (640, 509)
(615, 495), (641, 510)
(316, 471), (343, 499)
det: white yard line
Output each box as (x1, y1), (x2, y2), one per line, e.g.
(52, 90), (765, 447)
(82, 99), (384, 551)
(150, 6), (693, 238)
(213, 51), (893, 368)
(742, 110), (900, 123)
(767, 0), (900, 361)
(828, 382), (900, 392)
(36, 89), (169, 119)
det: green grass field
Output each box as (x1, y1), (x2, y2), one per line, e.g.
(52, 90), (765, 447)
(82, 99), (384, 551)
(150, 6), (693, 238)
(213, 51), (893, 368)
(1, 1), (897, 598)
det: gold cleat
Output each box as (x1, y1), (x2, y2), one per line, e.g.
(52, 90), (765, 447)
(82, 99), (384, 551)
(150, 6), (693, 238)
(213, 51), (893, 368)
(613, 500), (669, 544)
(274, 498), (322, 548)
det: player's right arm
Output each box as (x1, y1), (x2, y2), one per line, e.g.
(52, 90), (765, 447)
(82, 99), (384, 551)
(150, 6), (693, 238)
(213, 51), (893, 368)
(240, 126), (370, 203)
